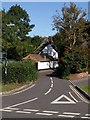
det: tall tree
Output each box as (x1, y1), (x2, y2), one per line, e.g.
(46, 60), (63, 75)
(52, 2), (88, 50)
(2, 5), (35, 59)
(2, 4), (34, 41)
(52, 3), (88, 77)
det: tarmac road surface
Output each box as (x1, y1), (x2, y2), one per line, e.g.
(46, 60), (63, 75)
(0, 70), (90, 119)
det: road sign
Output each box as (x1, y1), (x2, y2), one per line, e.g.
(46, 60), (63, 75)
(51, 94), (76, 104)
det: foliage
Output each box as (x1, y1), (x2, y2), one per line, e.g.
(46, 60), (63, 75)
(52, 2), (89, 78)
(31, 36), (44, 50)
(58, 46), (88, 78)
(2, 5), (35, 60)
(2, 5), (35, 41)
(52, 33), (66, 57)
(2, 4), (44, 60)
(52, 2), (88, 50)
(2, 60), (38, 85)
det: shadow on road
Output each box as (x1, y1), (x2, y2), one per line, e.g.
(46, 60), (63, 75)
(45, 69), (59, 78)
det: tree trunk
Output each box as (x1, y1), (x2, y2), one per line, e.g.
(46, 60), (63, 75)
(73, 32), (76, 46)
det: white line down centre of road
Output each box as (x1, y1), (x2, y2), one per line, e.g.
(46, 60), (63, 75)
(51, 94), (76, 104)
(44, 77), (54, 95)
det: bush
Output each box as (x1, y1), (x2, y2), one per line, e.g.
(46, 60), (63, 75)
(2, 60), (38, 85)
(58, 46), (88, 78)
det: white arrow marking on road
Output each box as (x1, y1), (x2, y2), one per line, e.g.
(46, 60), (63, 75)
(51, 95), (76, 104)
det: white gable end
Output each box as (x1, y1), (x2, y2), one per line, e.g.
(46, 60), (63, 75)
(42, 44), (58, 59)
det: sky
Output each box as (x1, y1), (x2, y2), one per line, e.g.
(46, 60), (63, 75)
(1, 1), (89, 37)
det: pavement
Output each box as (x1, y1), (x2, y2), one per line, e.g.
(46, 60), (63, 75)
(0, 70), (90, 119)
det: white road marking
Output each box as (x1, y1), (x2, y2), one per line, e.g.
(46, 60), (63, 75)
(3, 97), (38, 108)
(43, 110), (59, 114)
(51, 94), (76, 104)
(69, 92), (78, 102)
(69, 85), (89, 103)
(0, 109), (12, 112)
(16, 111), (31, 114)
(58, 114), (74, 118)
(23, 109), (39, 112)
(63, 112), (80, 115)
(81, 117), (90, 119)
(85, 114), (90, 116)
(44, 77), (54, 95)
(5, 107), (19, 110)
(51, 83), (53, 88)
(50, 77), (52, 80)
(51, 80), (53, 84)
(45, 88), (52, 95)
(50, 77), (53, 84)
(36, 112), (52, 116)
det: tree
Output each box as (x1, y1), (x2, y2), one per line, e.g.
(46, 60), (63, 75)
(2, 5), (35, 41)
(52, 2), (88, 77)
(2, 5), (35, 59)
(52, 2), (88, 50)
(31, 36), (44, 50)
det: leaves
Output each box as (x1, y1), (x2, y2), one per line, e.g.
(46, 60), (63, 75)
(52, 2), (89, 78)
(2, 4), (36, 60)
(53, 2), (88, 50)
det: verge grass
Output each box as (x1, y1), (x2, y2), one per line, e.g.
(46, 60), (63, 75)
(0, 83), (26, 92)
(80, 86), (90, 95)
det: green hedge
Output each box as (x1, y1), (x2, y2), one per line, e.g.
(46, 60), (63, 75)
(2, 60), (38, 85)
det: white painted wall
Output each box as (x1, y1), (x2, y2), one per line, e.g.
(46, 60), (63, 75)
(42, 44), (58, 59)
(38, 61), (58, 70)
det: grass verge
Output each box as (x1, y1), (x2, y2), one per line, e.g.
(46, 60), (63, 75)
(80, 86), (90, 95)
(0, 83), (29, 92)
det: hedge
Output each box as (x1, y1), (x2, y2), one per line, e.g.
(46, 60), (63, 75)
(2, 60), (38, 85)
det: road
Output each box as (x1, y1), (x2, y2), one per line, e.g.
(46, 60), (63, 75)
(0, 70), (90, 119)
